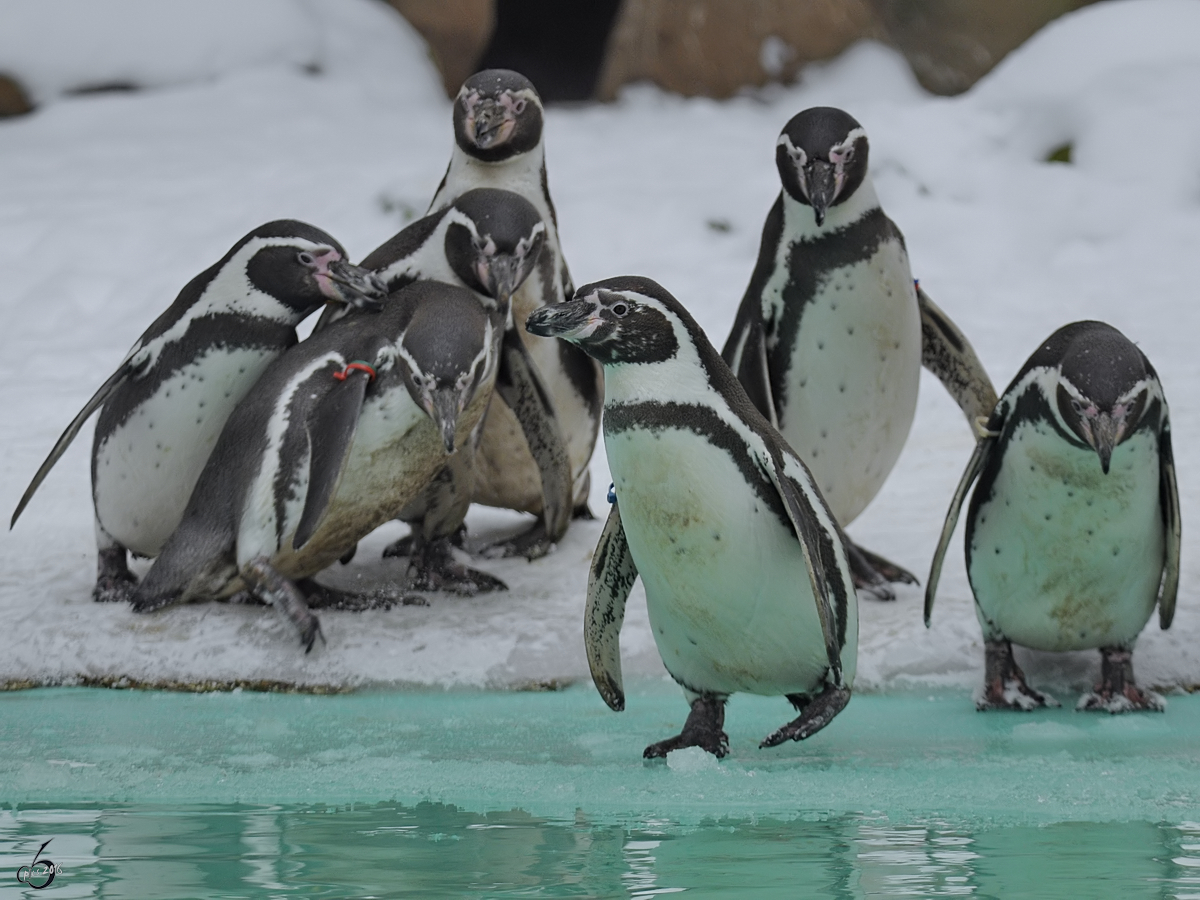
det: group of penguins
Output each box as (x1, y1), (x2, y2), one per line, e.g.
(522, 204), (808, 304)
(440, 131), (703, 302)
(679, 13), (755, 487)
(12, 70), (1182, 759)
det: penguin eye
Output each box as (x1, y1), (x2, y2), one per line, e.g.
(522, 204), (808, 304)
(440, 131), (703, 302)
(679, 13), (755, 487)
(513, 98), (527, 114)
(1070, 399), (1085, 416)
(411, 372), (423, 387)
(297, 251), (315, 266)
(611, 302), (629, 318)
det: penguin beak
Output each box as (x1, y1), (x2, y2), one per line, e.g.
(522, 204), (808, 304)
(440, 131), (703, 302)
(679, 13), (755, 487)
(324, 261), (387, 311)
(525, 299), (597, 341)
(467, 99), (515, 150)
(1089, 413), (1122, 475)
(483, 254), (523, 311)
(429, 389), (462, 454)
(806, 160), (839, 227)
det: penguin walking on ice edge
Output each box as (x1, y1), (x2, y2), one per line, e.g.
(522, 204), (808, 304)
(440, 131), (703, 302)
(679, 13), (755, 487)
(722, 106), (997, 599)
(527, 276), (858, 758)
(925, 321), (1180, 712)
(10, 221), (386, 602)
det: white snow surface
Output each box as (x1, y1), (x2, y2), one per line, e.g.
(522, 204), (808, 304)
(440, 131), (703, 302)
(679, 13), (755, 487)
(3, 0), (1200, 696)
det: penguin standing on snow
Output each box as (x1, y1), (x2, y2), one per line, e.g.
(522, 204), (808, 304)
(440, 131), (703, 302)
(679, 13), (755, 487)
(132, 282), (504, 650)
(431, 69), (603, 557)
(10, 222), (385, 602)
(527, 276), (857, 758)
(319, 188), (571, 592)
(925, 321), (1180, 712)
(723, 107), (997, 598)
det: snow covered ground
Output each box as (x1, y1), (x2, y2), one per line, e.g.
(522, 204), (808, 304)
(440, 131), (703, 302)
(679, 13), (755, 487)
(3, 0), (1200, 698)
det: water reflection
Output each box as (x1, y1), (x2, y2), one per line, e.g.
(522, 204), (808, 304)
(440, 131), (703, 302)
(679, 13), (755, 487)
(1, 804), (1197, 898)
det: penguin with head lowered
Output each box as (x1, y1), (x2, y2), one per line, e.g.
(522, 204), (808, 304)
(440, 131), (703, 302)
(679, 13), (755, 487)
(723, 107), (997, 599)
(430, 69), (603, 558)
(925, 321), (1180, 712)
(132, 281), (504, 649)
(320, 187), (571, 592)
(527, 276), (857, 758)
(10, 221), (385, 602)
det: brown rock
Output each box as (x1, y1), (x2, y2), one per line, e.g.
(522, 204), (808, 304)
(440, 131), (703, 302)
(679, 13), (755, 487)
(596, 0), (881, 100)
(388, 0), (496, 98)
(869, 0), (1093, 95)
(0, 73), (33, 118)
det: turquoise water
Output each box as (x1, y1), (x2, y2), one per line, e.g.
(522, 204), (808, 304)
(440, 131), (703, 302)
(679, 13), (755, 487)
(3, 685), (1200, 897)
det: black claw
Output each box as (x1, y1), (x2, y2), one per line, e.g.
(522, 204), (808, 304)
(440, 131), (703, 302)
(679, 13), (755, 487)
(760, 685), (851, 748)
(94, 547), (138, 603)
(978, 639), (1055, 710)
(847, 541), (918, 599)
(408, 535), (507, 595)
(643, 696), (729, 759)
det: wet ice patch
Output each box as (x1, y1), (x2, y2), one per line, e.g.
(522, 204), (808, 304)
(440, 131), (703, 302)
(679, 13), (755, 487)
(666, 746), (722, 774)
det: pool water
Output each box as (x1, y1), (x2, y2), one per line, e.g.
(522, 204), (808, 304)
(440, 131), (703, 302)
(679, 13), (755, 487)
(3, 685), (1200, 898)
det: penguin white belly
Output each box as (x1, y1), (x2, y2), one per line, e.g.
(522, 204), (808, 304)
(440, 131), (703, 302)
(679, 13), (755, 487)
(473, 267), (599, 511)
(775, 241), (920, 525)
(968, 424), (1163, 652)
(606, 426), (843, 697)
(93, 346), (276, 556)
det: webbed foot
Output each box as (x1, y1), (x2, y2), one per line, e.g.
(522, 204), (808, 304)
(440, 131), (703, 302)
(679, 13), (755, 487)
(977, 639), (1058, 710)
(644, 695), (729, 759)
(847, 542), (918, 602)
(479, 519), (556, 560)
(573, 501), (596, 521)
(407, 537), (507, 596)
(242, 557), (325, 652)
(93, 547), (137, 603)
(1077, 646), (1165, 713)
(295, 578), (396, 611)
(382, 524), (467, 560)
(760, 684), (852, 747)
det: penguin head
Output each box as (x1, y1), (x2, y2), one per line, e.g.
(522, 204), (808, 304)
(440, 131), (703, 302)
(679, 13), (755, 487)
(453, 69), (544, 163)
(395, 283), (498, 453)
(1046, 322), (1155, 474)
(776, 108), (869, 226)
(444, 189), (546, 311)
(243, 221), (387, 316)
(526, 276), (685, 367)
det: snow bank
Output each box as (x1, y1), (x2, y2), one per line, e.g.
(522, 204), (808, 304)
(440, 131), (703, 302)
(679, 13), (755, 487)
(2, 0), (1198, 700)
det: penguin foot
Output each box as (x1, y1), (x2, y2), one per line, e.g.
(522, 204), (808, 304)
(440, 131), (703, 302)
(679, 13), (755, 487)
(241, 557), (325, 653)
(479, 520), (556, 560)
(573, 501), (596, 521)
(93, 547), (138, 603)
(977, 639), (1058, 711)
(295, 578), (395, 612)
(407, 537), (507, 596)
(1077, 647), (1166, 713)
(643, 696), (728, 760)
(847, 542), (918, 601)
(382, 524), (467, 560)
(760, 685), (852, 748)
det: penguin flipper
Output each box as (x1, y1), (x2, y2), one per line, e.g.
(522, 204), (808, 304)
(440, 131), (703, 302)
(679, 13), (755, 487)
(1157, 416), (1181, 629)
(494, 326), (573, 544)
(585, 501), (638, 712)
(925, 433), (997, 626)
(917, 286), (998, 430)
(10, 357), (143, 528)
(766, 454), (846, 686)
(293, 365), (372, 550)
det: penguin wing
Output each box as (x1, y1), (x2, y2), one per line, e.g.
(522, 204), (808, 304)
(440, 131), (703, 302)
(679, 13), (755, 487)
(585, 501), (638, 712)
(1157, 416), (1181, 629)
(723, 310), (779, 430)
(494, 326), (573, 541)
(917, 286), (998, 431)
(765, 452), (847, 686)
(292, 365), (373, 550)
(10, 354), (147, 528)
(924, 434), (998, 626)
